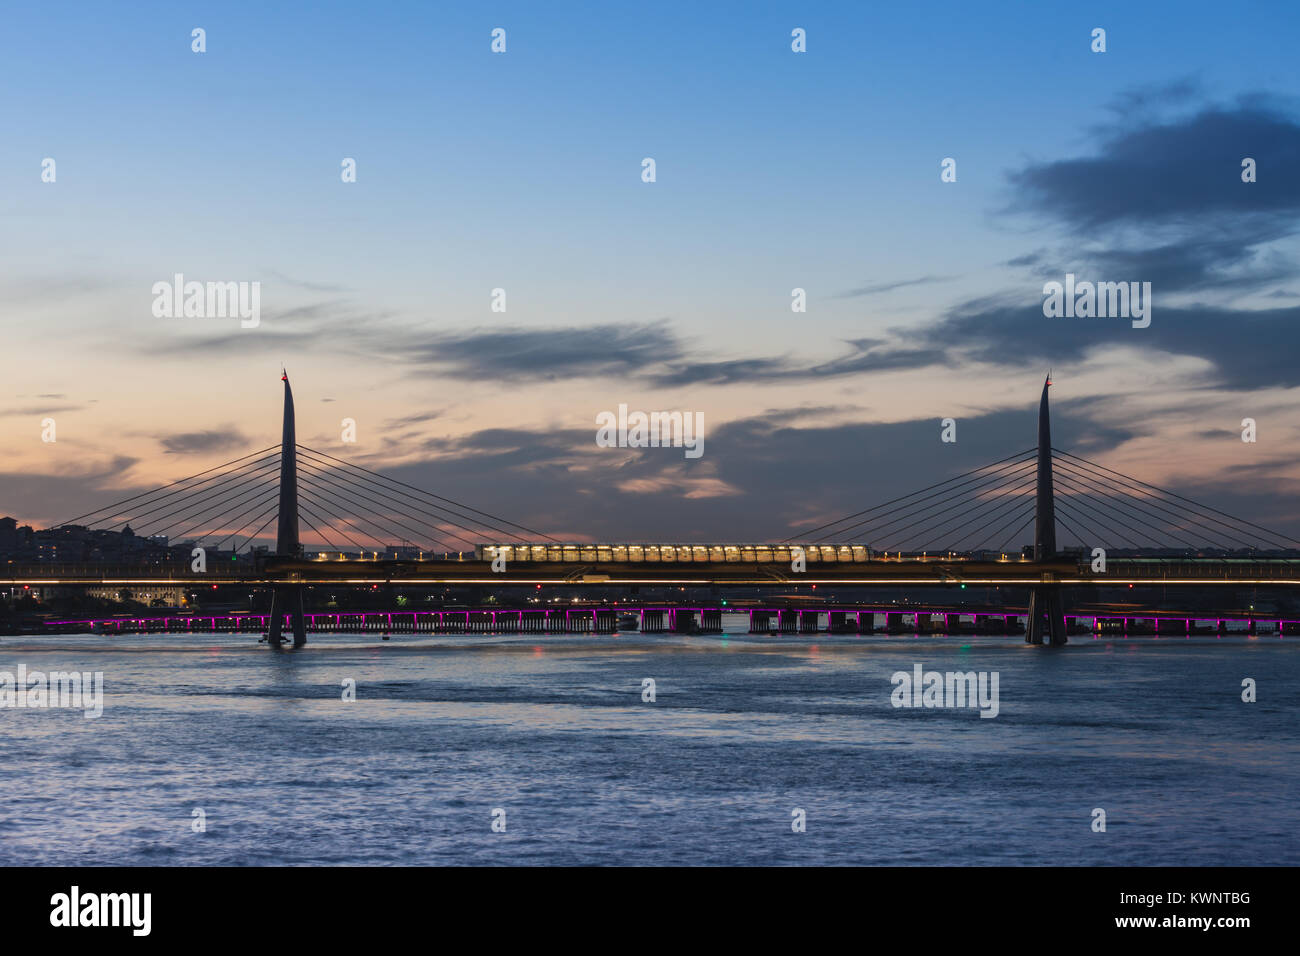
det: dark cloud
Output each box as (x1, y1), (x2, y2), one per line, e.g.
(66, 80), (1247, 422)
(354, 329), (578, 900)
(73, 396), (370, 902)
(1008, 233), (1297, 295)
(1083, 233), (1296, 294)
(381, 411), (444, 431)
(929, 295), (1300, 390)
(1102, 78), (1203, 120)
(913, 95), (1300, 389)
(344, 402), (1285, 544)
(999, 96), (1300, 300)
(1010, 98), (1300, 232)
(370, 398), (1300, 543)
(643, 356), (798, 387)
(10, 404), (1298, 544)
(409, 427), (589, 471)
(635, 340), (948, 387)
(388, 322), (948, 388)
(158, 427), (250, 455)
(0, 456), (142, 527)
(399, 321), (681, 381)
(808, 340), (949, 378)
(1004, 251), (1045, 268)
(752, 405), (867, 425)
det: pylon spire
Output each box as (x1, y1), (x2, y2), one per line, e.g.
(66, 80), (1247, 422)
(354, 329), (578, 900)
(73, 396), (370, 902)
(1034, 375), (1057, 561)
(1027, 375), (1066, 646)
(268, 371), (306, 648)
(275, 371), (299, 557)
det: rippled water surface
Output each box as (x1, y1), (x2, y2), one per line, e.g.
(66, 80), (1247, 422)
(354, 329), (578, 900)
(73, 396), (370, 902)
(2, 622), (1296, 865)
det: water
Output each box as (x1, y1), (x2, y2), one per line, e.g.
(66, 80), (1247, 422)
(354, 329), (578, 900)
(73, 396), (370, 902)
(1, 621), (1296, 866)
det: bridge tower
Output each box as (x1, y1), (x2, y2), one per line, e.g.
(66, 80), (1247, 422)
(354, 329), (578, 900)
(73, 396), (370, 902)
(1026, 375), (1067, 645)
(267, 371), (307, 648)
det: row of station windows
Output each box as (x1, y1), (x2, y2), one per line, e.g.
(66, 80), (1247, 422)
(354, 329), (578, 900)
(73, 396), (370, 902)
(475, 544), (878, 564)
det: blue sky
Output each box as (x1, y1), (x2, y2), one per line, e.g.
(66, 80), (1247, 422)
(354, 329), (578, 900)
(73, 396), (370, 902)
(2, 1), (1299, 543)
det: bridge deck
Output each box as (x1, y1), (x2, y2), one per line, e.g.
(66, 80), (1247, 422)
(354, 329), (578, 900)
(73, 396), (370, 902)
(5, 557), (1300, 587)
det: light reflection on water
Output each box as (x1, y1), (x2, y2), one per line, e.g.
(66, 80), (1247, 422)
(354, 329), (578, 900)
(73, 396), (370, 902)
(0, 626), (1296, 865)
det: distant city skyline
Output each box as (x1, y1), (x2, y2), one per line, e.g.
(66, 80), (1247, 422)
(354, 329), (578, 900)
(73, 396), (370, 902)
(2, 1), (1299, 541)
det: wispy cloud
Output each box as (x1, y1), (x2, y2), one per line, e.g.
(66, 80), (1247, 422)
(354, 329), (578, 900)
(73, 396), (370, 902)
(835, 275), (954, 298)
(263, 271), (349, 293)
(0, 404), (88, 418)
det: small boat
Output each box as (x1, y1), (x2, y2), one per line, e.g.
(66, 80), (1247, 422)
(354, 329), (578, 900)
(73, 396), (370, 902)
(616, 613), (639, 631)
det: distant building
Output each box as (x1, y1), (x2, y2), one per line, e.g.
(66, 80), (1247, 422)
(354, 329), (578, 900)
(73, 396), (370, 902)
(0, 518), (180, 564)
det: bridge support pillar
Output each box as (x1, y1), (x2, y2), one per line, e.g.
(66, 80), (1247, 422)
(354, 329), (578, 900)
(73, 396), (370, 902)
(671, 609), (697, 633)
(267, 584), (306, 649)
(1025, 586), (1066, 646)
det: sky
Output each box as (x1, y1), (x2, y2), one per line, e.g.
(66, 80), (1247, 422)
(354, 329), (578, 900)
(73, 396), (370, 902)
(2, 0), (1299, 545)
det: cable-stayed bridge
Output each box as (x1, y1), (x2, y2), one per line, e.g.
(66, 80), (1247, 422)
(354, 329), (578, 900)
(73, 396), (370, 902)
(5, 374), (1299, 647)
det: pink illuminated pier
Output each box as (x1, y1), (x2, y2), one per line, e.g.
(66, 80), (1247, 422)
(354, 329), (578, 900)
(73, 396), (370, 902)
(36, 606), (1299, 638)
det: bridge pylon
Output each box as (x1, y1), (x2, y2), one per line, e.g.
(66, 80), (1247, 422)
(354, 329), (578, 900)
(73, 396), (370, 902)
(1026, 375), (1067, 646)
(267, 371), (307, 649)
